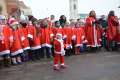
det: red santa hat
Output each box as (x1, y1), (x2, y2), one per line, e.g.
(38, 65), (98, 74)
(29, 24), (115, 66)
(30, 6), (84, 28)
(8, 17), (19, 26)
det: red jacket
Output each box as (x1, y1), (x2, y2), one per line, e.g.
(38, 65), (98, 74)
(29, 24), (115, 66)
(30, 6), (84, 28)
(40, 27), (53, 47)
(10, 29), (23, 56)
(107, 16), (119, 41)
(53, 27), (65, 37)
(0, 25), (11, 55)
(18, 27), (30, 50)
(73, 27), (85, 47)
(54, 38), (65, 55)
(63, 27), (73, 48)
(85, 17), (101, 47)
(27, 25), (41, 50)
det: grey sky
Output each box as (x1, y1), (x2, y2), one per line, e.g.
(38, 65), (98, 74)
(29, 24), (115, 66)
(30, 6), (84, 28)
(21, 0), (120, 19)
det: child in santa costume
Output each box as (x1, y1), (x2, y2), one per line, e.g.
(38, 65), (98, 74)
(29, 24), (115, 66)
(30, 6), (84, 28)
(27, 21), (41, 61)
(19, 21), (31, 61)
(0, 15), (11, 68)
(9, 18), (24, 65)
(40, 19), (53, 58)
(53, 33), (67, 70)
(63, 22), (73, 56)
(73, 22), (86, 55)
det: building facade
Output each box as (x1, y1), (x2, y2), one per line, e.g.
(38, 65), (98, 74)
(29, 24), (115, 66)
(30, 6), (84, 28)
(0, 0), (32, 16)
(0, 0), (7, 15)
(69, 0), (78, 19)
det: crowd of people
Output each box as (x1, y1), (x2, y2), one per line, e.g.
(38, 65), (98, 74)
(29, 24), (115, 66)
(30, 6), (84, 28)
(0, 10), (120, 70)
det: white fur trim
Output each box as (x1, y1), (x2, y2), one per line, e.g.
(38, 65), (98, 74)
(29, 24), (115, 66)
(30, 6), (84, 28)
(28, 34), (33, 39)
(91, 45), (101, 47)
(117, 42), (120, 44)
(50, 34), (54, 37)
(56, 33), (62, 37)
(55, 50), (65, 55)
(66, 44), (72, 49)
(41, 43), (52, 48)
(93, 24), (98, 47)
(54, 38), (63, 43)
(54, 64), (59, 67)
(83, 40), (88, 43)
(99, 39), (102, 41)
(72, 35), (76, 40)
(63, 35), (67, 39)
(11, 49), (23, 56)
(82, 36), (85, 40)
(75, 44), (83, 47)
(21, 36), (25, 41)
(0, 50), (10, 56)
(11, 22), (19, 26)
(9, 36), (13, 42)
(61, 63), (65, 65)
(23, 47), (30, 50)
(87, 45), (91, 47)
(31, 45), (41, 50)
(54, 51), (62, 54)
(103, 32), (105, 36)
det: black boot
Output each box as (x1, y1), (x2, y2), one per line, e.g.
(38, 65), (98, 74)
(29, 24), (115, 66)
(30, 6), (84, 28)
(0, 60), (4, 69)
(4, 58), (11, 67)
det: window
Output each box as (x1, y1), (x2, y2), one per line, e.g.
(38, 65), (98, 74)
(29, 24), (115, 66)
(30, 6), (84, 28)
(73, 4), (76, 10)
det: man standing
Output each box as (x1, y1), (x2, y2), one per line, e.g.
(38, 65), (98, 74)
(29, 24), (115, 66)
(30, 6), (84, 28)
(98, 15), (108, 50)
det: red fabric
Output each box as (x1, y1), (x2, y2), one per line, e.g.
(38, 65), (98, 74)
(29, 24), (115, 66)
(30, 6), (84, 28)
(85, 17), (101, 47)
(63, 27), (73, 48)
(54, 39), (62, 52)
(0, 25), (11, 53)
(60, 56), (64, 64)
(107, 16), (119, 41)
(10, 29), (23, 53)
(40, 28), (53, 46)
(18, 27), (30, 49)
(53, 27), (64, 37)
(74, 27), (85, 46)
(54, 54), (65, 65)
(27, 25), (41, 47)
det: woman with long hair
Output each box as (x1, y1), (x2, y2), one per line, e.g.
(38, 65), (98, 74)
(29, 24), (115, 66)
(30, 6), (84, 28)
(85, 10), (102, 52)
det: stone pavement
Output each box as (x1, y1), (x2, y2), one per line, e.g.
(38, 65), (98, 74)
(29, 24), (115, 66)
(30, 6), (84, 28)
(0, 51), (120, 80)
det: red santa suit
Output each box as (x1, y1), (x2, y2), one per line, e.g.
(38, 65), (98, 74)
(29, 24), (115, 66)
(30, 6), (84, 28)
(85, 17), (101, 47)
(18, 27), (30, 51)
(0, 25), (11, 56)
(10, 28), (24, 56)
(74, 27), (85, 47)
(107, 16), (119, 41)
(63, 26), (73, 49)
(27, 24), (41, 50)
(40, 27), (53, 48)
(54, 34), (65, 67)
(53, 27), (66, 41)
